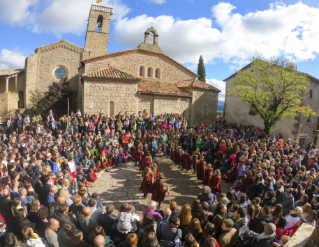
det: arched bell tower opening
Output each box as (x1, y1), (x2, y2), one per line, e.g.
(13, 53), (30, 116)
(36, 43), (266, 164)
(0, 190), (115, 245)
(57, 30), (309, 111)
(96, 15), (103, 32)
(138, 27), (163, 53)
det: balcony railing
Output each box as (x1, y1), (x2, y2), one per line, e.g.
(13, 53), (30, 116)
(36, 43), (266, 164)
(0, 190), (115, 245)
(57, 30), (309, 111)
(91, 5), (112, 13)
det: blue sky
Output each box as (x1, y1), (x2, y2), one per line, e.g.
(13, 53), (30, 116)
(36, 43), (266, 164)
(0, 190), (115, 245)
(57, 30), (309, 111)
(1, 0), (319, 101)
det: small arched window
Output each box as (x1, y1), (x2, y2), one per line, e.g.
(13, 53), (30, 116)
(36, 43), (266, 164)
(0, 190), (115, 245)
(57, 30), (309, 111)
(204, 105), (207, 116)
(155, 69), (160, 79)
(110, 101), (115, 115)
(139, 66), (144, 76)
(147, 68), (152, 77)
(96, 15), (103, 32)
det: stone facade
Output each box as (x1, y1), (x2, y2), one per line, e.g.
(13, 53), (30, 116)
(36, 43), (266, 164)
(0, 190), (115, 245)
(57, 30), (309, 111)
(83, 50), (197, 84)
(83, 80), (138, 115)
(0, 4), (220, 125)
(25, 40), (85, 108)
(0, 92), (19, 116)
(224, 63), (319, 144)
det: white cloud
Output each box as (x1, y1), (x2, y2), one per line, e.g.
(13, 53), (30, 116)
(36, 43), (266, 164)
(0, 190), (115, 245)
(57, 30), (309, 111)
(148, 0), (166, 4)
(33, 0), (130, 35)
(0, 0), (38, 25)
(114, 2), (319, 71)
(0, 49), (26, 70)
(0, 0), (130, 35)
(207, 79), (225, 101)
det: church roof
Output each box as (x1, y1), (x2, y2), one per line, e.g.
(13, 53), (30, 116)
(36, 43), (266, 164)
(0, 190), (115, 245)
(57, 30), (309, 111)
(81, 48), (198, 77)
(178, 79), (221, 92)
(82, 66), (140, 81)
(138, 80), (191, 96)
(35, 39), (84, 54)
(0, 69), (24, 77)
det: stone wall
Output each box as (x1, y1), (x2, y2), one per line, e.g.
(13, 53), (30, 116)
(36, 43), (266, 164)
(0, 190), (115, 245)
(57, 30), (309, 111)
(0, 92), (19, 117)
(25, 43), (83, 108)
(192, 89), (218, 125)
(137, 93), (191, 118)
(224, 69), (319, 143)
(83, 80), (138, 115)
(84, 51), (196, 84)
(138, 94), (154, 114)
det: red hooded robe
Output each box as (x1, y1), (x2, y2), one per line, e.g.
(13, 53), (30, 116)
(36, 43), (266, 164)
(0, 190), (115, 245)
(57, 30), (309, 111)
(151, 180), (166, 203)
(140, 174), (152, 194)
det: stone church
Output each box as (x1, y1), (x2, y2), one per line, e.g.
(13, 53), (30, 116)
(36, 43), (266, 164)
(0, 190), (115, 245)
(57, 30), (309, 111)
(0, 5), (220, 125)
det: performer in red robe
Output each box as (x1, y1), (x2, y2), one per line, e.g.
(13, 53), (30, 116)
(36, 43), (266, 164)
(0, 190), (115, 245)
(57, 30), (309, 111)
(177, 147), (183, 168)
(192, 153), (198, 174)
(174, 147), (180, 166)
(197, 157), (205, 181)
(182, 150), (192, 172)
(170, 144), (175, 162)
(140, 167), (152, 198)
(209, 169), (222, 194)
(140, 151), (152, 171)
(202, 164), (212, 185)
(132, 142), (142, 166)
(139, 153), (145, 170)
(87, 168), (97, 182)
(151, 173), (168, 208)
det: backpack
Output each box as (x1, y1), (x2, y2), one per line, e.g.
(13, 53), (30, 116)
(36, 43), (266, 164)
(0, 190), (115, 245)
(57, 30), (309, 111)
(158, 223), (179, 247)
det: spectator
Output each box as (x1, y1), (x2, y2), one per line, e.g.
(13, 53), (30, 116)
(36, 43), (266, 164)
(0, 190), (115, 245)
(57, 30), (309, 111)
(198, 186), (215, 206)
(45, 218), (60, 247)
(233, 207), (247, 230)
(142, 201), (163, 222)
(276, 188), (294, 216)
(158, 214), (182, 247)
(118, 233), (138, 247)
(90, 225), (115, 246)
(217, 219), (237, 247)
(89, 198), (103, 221)
(249, 205), (273, 234)
(79, 207), (98, 240)
(98, 204), (117, 236)
(21, 226), (48, 247)
(137, 213), (155, 246)
(243, 223), (277, 247)
(53, 203), (75, 227)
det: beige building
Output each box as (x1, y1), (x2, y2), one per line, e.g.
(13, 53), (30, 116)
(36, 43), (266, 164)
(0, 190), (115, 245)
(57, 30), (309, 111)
(0, 5), (220, 125)
(224, 62), (319, 145)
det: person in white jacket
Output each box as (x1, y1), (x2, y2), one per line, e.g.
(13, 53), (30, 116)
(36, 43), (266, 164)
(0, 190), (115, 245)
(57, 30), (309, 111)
(283, 207), (302, 232)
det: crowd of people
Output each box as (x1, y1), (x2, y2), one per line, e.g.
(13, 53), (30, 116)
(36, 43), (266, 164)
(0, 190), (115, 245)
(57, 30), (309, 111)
(0, 109), (318, 247)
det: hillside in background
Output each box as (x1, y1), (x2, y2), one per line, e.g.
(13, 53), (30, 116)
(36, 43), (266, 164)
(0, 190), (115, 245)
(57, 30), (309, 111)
(217, 101), (224, 112)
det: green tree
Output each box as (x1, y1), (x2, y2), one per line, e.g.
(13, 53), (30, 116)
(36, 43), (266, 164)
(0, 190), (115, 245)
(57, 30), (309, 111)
(228, 54), (316, 134)
(29, 89), (41, 113)
(197, 55), (206, 82)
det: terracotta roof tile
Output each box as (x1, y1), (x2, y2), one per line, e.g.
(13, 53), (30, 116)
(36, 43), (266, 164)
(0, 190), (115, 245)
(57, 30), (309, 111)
(0, 69), (24, 77)
(81, 48), (198, 77)
(138, 80), (191, 96)
(178, 79), (221, 92)
(82, 67), (139, 81)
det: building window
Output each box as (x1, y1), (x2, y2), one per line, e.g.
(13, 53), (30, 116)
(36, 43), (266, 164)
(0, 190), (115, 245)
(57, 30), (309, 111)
(110, 101), (115, 115)
(317, 116), (319, 130)
(155, 69), (160, 79)
(54, 67), (67, 80)
(147, 68), (152, 77)
(139, 66), (144, 76)
(299, 137), (306, 146)
(310, 89), (313, 99)
(204, 105), (207, 116)
(307, 115), (311, 123)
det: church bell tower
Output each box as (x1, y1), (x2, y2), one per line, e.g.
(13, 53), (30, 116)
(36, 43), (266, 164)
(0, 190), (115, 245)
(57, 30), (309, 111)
(85, 5), (113, 57)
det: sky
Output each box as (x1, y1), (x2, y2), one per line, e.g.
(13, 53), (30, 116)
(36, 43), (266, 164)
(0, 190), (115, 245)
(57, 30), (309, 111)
(1, 0), (319, 102)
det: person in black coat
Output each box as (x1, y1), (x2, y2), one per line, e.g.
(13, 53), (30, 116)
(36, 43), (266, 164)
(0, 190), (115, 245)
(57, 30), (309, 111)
(98, 204), (117, 236)
(276, 188), (294, 216)
(249, 206), (273, 234)
(261, 191), (276, 208)
(246, 174), (263, 201)
(245, 223), (277, 247)
(53, 203), (76, 229)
